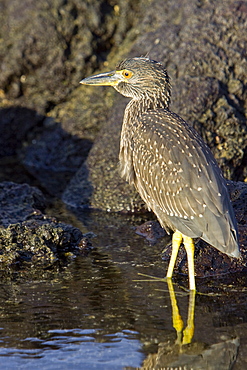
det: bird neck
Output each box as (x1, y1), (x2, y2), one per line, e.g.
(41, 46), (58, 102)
(126, 92), (170, 121)
(119, 93), (169, 183)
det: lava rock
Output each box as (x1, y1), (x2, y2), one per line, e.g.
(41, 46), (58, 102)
(0, 0), (134, 114)
(0, 182), (92, 269)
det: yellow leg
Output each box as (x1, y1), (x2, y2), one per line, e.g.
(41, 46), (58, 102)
(166, 231), (196, 291)
(166, 231), (183, 278)
(183, 236), (196, 291)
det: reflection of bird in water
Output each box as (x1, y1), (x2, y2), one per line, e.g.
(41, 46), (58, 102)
(167, 279), (195, 346)
(141, 280), (239, 369)
(80, 57), (239, 290)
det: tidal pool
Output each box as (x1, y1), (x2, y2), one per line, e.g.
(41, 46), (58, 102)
(0, 209), (246, 369)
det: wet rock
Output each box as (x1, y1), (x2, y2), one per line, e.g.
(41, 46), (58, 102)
(135, 220), (166, 243)
(0, 219), (91, 268)
(0, 182), (92, 269)
(139, 337), (239, 370)
(0, 182), (46, 226)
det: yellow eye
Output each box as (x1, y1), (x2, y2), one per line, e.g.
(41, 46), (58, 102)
(122, 70), (133, 79)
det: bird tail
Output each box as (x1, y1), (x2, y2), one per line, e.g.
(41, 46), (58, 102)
(201, 209), (240, 258)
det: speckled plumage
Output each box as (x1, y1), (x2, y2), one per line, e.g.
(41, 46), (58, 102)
(80, 56), (240, 289)
(117, 58), (239, 257)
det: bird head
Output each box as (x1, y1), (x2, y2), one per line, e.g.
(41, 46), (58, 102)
(80, 57), (171, 107)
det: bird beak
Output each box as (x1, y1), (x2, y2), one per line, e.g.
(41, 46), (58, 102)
(80, 71), (123, 86)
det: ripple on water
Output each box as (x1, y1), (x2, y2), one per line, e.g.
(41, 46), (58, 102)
(0, 328), (143, 369)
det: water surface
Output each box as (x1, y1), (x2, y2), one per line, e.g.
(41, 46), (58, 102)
(0, 209), (246, 369)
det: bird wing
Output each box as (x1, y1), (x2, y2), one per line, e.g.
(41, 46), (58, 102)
(131, 109), (238, 255)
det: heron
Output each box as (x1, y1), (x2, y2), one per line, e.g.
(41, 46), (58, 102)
(80, 56), (239, 290)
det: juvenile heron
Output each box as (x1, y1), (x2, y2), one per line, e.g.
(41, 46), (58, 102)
(80, 57), (239, 290)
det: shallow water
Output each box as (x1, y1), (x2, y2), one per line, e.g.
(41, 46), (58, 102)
(0, 209), (246, 369)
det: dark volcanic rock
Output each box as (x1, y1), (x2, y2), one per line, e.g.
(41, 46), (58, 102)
(0, 0), (144, 198)
(0, 182), (91, 269)
(141, 337), (239, 370)
(0, 107), (43, 157)
(0, 0), (114, 112)
(0, 0), (142, 114)
(22, 125), (93, 196)
(0, 219), (90, 267)
(0, 181), (46, 227)
(135, 221), (166, 243)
